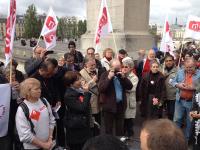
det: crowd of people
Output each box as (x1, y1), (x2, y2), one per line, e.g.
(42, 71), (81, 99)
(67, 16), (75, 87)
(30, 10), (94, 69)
(0, 40), (200, 150)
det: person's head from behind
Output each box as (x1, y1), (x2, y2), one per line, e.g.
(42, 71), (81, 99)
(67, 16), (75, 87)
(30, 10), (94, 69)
(68, 41), (76, 53)
(38, 63), (48, 78)
(164, 54), (175, 69)
(64, 53), (75, 66)
(118, 49), (127, 62)
(83, 134), (128, 150)
(45, 58), (58, 77)
(140, 119), (187, 150)
(147, 49), (156, 60)
(184, 58), (196, 74)
(64, 71), (82, 89)
(86, 47), (95, 58)
(84, 56), (96, 73)
(103, 48), (114, 61)
(20, 78), (41, 101)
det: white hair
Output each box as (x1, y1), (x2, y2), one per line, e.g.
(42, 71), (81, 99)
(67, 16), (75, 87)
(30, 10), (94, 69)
(122, 57), (134, 68)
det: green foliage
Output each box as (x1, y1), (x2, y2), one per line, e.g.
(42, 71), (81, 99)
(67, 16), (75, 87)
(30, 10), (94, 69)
(57, 17), (87, 40)
(24, 4), (42, 38)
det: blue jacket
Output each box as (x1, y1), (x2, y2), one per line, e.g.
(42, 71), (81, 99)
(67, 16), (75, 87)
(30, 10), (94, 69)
(170, 69), (200, 101)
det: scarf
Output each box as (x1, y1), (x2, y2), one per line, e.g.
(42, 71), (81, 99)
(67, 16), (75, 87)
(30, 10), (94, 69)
(113, 76), (123, 103)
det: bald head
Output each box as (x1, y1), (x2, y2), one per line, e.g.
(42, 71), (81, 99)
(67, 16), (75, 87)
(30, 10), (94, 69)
(33, 46), (46, 58)
(148, 49), (155, 60)
(184, 58), (196, 74)
(110, 59), (121, 71)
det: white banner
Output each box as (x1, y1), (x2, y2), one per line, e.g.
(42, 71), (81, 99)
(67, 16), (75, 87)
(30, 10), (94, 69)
(41, 7), (58, 50)
(94, 0), (113, 50)
(184, 15), (200, 40)
(0, 84), (11, 137)
(160, 15), (175, 56)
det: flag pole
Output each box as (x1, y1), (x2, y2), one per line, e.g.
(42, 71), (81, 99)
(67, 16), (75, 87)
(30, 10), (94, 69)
(9, 57), (12, 84)
(177, 38), (185, 68)
(36, 35), (42, 47)
(106, 0), (118, 54)
(162, 52), (166, 73)
(111, 31), (118, 55)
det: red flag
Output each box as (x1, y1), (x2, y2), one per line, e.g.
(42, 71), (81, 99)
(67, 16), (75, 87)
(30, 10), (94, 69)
(184, 15), (200, 40)
(94, 0), (113, 49)
(5, 0), (16, 65)
(40, 7), (58, 50)
(160, 15), (175, 56)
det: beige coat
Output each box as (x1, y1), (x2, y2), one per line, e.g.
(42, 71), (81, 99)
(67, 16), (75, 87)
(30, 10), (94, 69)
(125, 72), (138, 119)
(80, 68), (100, 114)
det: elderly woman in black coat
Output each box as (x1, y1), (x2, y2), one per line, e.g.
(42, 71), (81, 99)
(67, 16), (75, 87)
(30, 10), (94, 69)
(63, 71), (92, 150)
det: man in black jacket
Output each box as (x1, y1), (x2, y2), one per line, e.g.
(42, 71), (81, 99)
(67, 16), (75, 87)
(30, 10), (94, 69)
(66, 41), (84, 70)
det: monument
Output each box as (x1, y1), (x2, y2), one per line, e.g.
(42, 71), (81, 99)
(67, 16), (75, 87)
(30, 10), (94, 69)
(81, 0), (155, 59)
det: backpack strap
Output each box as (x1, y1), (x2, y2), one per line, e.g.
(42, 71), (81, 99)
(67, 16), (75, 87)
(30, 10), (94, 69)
(40, 97), (48, 108)
(20, 102), (36, 135)
(40, 97), (51, 118)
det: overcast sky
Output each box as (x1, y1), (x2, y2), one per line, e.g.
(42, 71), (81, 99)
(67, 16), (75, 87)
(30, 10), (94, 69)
(0, 0), (200, 25)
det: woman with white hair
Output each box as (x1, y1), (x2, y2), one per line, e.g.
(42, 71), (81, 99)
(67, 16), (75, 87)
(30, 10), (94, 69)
(121, 57), (138, 138)
(15, 78), (56, 150)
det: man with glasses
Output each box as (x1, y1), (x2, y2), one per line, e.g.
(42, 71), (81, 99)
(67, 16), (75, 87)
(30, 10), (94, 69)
(67, 41), (84, 69)
(86, 47), (105, 72)
(170, 58), (200, 140)
(163, 54), (177, 120)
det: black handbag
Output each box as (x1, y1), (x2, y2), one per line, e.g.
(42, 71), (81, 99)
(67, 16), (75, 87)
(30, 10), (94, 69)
(64, 113), (88, 129)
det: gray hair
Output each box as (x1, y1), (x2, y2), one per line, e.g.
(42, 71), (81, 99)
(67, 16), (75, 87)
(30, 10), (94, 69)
(122, 57), (134, 68)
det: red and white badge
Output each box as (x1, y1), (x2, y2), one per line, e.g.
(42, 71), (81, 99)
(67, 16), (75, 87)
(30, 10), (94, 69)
(30, 110), (40, 121)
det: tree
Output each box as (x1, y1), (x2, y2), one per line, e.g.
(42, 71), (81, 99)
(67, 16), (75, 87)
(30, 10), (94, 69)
(77, 20), (87, 38)
(24, 4), (41, 38)
(57, 17), (66, 41)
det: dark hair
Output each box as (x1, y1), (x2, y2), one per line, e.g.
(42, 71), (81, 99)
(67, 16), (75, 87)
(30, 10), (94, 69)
(46, 58), (58, 68)
(64, 71), (81, 87)
(64, 52), (74, 61)
(12, 59), (18, 67)
(118, 49), (127, 55)
(68, 41), (76, 48)
(142, 119), (187, 150)
(164, 54), (174, 61)
(39, 62), (48, 70)
(87, 47), (95, 53)
(83, 135), (129, 150)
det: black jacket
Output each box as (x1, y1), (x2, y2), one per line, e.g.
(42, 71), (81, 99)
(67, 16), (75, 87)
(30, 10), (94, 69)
(32, 72), (60, 106)
(64, 87), (91, 144)
(98, 71), (133, 113)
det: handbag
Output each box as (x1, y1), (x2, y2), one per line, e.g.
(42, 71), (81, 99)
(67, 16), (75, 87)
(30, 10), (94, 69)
(64, 113), (88, 129)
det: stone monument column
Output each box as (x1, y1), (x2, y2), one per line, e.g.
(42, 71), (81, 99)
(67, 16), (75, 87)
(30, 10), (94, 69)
(81, 0), (154, 59)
